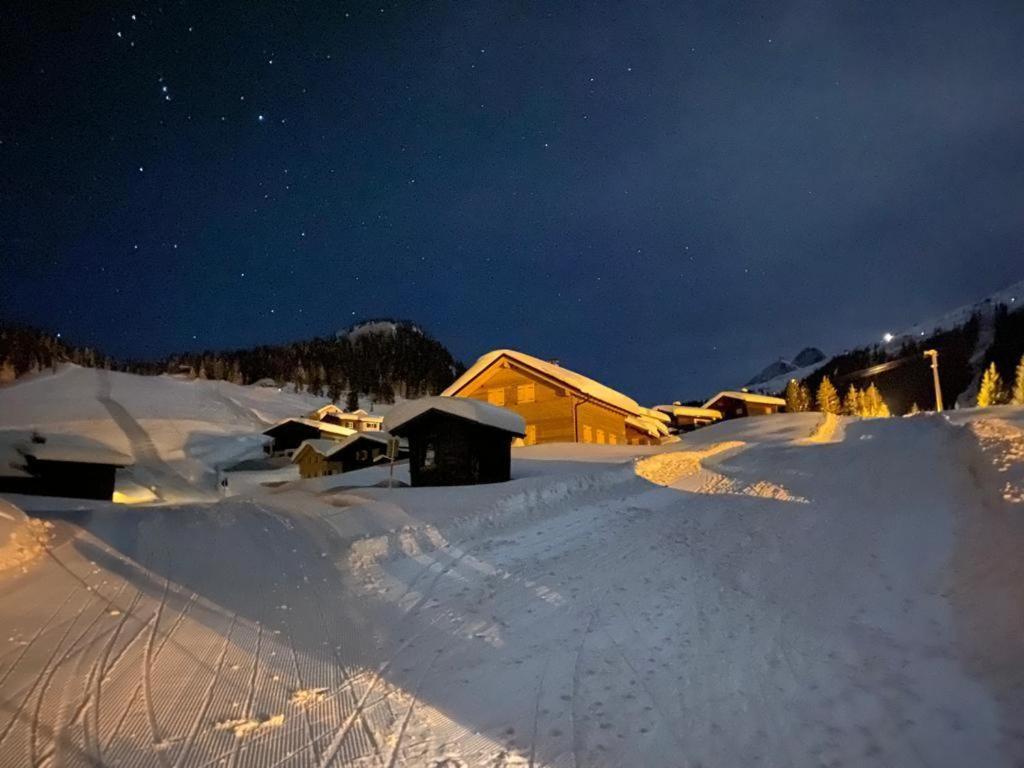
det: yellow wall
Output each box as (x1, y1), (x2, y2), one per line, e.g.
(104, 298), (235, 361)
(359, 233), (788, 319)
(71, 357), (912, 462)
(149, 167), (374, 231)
(455, 359), (629, 445)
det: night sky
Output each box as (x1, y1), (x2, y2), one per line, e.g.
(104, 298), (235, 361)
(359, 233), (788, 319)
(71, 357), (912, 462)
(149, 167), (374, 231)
(2, 1), (1023, 403)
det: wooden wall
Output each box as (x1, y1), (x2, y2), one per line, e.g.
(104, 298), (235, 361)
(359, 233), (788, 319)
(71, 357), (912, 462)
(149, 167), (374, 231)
(456, 359), (630, 445)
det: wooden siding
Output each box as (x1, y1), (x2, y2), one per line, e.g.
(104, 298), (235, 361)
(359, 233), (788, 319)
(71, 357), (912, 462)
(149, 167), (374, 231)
(454, 359), (630, 445)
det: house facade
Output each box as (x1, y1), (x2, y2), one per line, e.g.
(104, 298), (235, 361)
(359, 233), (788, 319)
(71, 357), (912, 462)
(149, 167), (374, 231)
(441, 349), (664, 446)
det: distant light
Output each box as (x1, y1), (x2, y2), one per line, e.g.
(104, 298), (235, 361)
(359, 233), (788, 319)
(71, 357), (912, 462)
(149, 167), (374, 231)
(882, 332), (894, 343)
(257, 114), (265, 122)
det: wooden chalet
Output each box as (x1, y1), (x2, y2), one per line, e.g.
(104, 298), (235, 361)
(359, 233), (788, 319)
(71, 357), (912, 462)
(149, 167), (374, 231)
(262, 418), (355, 457)
(307, 404), (384, 432)
(703, 391), (786, 420)
(0, 433), (133, 501)
(291, 432), (407, 479)
(383, 396), (525, 486)
(654, 403), (724, 432)
(441, 349), (665, 446)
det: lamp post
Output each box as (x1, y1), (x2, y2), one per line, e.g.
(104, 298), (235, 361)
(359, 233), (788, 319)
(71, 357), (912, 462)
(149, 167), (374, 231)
(923, 349), (943, 412)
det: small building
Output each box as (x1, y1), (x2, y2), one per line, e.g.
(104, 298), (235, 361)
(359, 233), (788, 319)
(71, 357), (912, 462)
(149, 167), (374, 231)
(0, 433), (133, 501)
(291, 439), (345, 479)
(441, 348), (656, 446)
(703, 391), (786, 420)
(654, 403), (724, 432)
(262, 418), (355, 457)
(307, 404), (384, 432)
(291, 432), (407, 479)
(383, 396), (525, 487)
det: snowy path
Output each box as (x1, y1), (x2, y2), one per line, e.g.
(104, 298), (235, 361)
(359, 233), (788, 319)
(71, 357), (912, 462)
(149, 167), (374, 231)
(1, 413), (1023, 766)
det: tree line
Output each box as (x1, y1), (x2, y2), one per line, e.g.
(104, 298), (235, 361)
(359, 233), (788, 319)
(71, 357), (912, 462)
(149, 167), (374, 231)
(0, 319), (463, 405)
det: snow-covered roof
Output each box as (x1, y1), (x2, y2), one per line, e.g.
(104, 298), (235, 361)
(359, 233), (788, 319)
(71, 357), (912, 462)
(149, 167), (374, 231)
(331, 430), (401, 451)
(292, 439), (344, 461)
(309, 403), (344, 419)
(17, 435), (133, 466)
(703, 391), (787, 408)
(307, 404), (380, 422)
(384, 396), (526, 437)
(654, 404), (723, 420)
(625, 415), (669, 439)
(443, 349), (643, 416)
(640, 407), (672, 424)
(264, 418), (356, 438)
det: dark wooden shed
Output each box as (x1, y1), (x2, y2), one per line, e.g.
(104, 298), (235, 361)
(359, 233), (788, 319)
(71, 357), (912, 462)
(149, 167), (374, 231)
(702, 391), (786, 420)
(0, 433), (132, 501)
(383, 397), (526, 487)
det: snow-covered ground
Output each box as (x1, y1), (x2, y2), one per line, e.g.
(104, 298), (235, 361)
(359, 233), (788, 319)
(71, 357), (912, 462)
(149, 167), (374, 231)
(2, 368), (1024, 766)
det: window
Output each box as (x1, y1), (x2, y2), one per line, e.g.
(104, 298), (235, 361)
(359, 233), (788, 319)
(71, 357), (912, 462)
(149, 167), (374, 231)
(582, 425), (593, 443)
(424, 443), (436, 468)
(596, 429), (606, 444)
(608, 433), (617, 445)
(525, 424), (537, 445)
(487, 388), (505, 406)
(516, 383), (535, 404)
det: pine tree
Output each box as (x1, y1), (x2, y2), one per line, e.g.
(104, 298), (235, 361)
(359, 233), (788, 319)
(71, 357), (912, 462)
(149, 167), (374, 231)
(907, 402), (921, 415)
(345, 389), (360, 411)
(1012, 355), (1024, 406)
(784, 380), (805, 412)
(977, 363), (1006, 407)
(842, 385), (860, 416)
(797, 383), (812, 412)
(816, 376), (840, 414)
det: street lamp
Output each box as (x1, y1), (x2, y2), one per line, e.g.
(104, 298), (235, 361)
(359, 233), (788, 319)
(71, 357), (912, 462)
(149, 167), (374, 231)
(923, 349), (943, 412)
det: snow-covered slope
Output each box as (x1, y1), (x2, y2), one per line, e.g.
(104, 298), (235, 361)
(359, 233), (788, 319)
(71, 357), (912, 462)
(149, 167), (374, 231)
(2, 407), (1023, 766)
(0, 365), (373, 502)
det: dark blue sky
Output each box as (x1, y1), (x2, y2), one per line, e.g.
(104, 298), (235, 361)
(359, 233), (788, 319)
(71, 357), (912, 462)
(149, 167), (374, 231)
(2, 1), (1022, 402)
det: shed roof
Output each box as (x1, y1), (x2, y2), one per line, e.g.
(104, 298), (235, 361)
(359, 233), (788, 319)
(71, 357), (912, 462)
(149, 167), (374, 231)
(17, 434), (133, 466)
(702, 391), (787, 409)
(654, 404), (724, 420)
(442, 349), (643, 416)
(625, 415), (670, 439)
(384, 396), (526, 437)
(263, 418), (356, 438)
(292, 439), (344, 461)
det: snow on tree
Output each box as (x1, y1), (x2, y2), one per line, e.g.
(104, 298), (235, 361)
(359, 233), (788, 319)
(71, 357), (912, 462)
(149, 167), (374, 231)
(784, 380), (805, 412)
(816, 376), (840, 414)
(842, 385), (860, 417)
(977, 362), (1006, 407)
(907, 402), (921, 415)
(345, 389), (359, 411)
(1012, 355), (1024, 406)
(862, 382), (890, 418)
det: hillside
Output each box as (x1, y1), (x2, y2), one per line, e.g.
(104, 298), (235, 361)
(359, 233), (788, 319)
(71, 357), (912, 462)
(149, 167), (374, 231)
(749, 279), (1024, 412)
(0, 319), (463, 406)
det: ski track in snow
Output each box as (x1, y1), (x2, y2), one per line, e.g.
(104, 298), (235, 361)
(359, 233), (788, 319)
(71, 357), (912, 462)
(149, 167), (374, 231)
(2, 411), (1024, 765)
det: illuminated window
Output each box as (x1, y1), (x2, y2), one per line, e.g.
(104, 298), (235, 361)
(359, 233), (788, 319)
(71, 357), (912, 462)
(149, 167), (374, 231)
(525, 424), (537, 445)
(596, 429), (606, 444)
(487, 388), (505, 406)
(582, 425), (593, 443)
(516, 383), (535, 404)
(608, 433), (617, 445)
